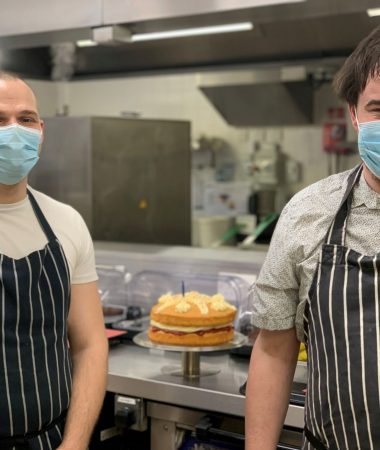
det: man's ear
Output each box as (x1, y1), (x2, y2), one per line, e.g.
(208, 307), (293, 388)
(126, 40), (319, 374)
(348, 105), (359, 133)
(38, 120), (44, 155)
(40, 119), (44, 144)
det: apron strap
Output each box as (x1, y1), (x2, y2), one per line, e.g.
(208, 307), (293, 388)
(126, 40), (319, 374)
(0, 409), (67, 448)
(326, 164), (363, 246)
(304, 427), (329, 450)
(27, 189), (58, 244)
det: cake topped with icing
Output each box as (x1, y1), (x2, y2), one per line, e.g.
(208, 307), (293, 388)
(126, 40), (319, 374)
(157, 291), (236, 315)
(149, 291), (237, 346)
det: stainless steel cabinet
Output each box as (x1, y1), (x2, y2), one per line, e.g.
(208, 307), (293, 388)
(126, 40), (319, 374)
(29, 117), (191, 245)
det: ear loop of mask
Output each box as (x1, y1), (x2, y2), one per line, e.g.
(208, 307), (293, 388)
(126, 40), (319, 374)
(354, 109), (380, 128)
(355, 108), (360, 129)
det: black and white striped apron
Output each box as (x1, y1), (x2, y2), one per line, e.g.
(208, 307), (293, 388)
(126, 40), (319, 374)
(303, 164), (380, 450)
(0, 190), (72, 450)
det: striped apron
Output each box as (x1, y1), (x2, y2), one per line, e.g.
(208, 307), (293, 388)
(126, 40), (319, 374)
(303, 164), (380, 450)
(0, 190), (72, 450)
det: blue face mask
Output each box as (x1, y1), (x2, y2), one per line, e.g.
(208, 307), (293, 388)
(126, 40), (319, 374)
(356, 110), (380, 179)
(0, 124), (42, 185)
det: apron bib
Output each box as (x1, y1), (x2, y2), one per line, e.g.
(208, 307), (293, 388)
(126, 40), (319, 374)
(303, 164), (380, 450)
(0, 190), (72, 450)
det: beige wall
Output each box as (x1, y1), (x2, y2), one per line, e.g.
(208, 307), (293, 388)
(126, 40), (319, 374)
(28, 73), (361, 190)
(27, 79), (59, 117)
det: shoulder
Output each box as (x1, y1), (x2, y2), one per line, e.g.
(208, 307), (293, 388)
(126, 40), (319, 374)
(270, 169), (354, 261)
(282, 169), (352, 223)
(28, 187), (83, 224)
(28, 187), (97, 283)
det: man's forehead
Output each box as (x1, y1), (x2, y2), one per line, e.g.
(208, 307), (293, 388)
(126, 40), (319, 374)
(0, 79), (37, 107)
(358, 76), (380, 105)
(363, 76), (380, 92)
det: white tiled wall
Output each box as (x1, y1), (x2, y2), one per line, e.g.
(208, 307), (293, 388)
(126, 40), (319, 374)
(27, 72), (361, 191)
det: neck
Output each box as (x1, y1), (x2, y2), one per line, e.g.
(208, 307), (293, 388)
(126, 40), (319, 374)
(363, 165), (380, 194)
(0, 180), (28, 204)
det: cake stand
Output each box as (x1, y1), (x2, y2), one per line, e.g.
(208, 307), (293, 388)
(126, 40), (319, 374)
(133, 331), (247, 378)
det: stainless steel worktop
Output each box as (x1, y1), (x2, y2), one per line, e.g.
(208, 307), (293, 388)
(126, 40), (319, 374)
(107, 342), (304, 429)
(98, 243), (305, 433)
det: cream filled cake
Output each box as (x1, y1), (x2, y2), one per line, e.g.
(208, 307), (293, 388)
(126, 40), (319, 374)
(148, 291), (237, 346)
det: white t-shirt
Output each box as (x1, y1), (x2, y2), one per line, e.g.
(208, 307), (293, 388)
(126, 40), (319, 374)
(0, 186), (98, 284)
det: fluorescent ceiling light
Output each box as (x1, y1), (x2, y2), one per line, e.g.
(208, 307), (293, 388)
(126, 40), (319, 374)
(76, 39), (98, 47)
(131, 22), (254, 42)
(367, 8), (380, 17)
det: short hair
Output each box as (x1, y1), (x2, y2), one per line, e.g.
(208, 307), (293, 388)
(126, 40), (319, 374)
(0, 70), (22, 82)
(0, 71), (38, 109)
(333, 25), (380, 106)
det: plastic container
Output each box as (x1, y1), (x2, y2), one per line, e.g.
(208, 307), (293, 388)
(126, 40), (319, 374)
(97, 264), (131, 303)
(195, 216), (235, 247)
(97, 264), (132, 323)
(126, 270), (250, 327)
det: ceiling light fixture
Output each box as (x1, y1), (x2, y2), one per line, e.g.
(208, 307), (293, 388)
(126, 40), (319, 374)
(76, 39), (98, 47)
(367, 8), (380, 17)
(131, 22), (254, 42)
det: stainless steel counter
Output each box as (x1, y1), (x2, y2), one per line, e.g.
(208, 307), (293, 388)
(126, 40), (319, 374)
(98, 243), (305, 441)
(107, 342), (304, 429)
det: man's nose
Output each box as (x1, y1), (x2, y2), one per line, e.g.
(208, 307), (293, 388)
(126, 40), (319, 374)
(5, 119), (17, 125)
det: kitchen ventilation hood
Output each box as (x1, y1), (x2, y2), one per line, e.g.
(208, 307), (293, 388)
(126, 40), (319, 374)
(197, 64), (337, 126)
(0, 0), (378, 80)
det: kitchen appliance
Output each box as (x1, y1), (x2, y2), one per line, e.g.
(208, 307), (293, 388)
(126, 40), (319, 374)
(247, 141), (291, 221)
(28, 116), (191, 245)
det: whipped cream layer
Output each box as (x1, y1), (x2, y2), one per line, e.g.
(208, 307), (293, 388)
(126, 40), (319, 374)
(150, 319), (234, 333)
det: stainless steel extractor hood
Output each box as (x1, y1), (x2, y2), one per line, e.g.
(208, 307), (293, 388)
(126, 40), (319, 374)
(197, 63), (338, 126)
(0, 0), (379, 79)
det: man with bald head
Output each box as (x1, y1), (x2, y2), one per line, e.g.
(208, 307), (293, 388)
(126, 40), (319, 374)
(0, 72), (108, 449)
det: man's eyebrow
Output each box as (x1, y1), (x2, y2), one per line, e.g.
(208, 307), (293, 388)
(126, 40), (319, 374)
(365, 99), (380, 108)
(18, 109), (39, 117)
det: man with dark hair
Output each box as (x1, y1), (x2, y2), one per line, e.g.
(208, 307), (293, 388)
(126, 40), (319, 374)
(0, 71), (108, 449)
(245, 25), (380, 449)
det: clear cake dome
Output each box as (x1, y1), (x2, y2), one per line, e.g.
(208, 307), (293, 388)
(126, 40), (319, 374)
(126, 270), (250, 329)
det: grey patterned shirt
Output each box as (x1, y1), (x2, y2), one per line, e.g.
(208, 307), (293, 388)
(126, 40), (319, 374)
(250, 165), (380, 342)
